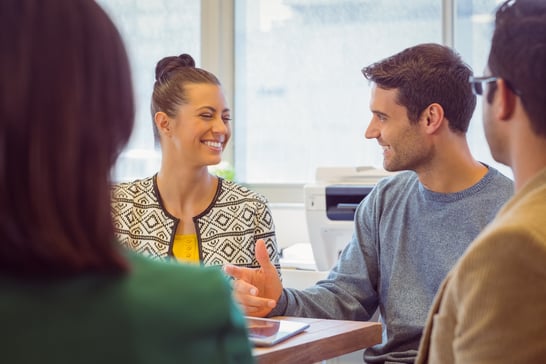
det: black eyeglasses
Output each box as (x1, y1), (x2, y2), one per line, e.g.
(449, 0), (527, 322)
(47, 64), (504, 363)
(469, 76), (522, 96)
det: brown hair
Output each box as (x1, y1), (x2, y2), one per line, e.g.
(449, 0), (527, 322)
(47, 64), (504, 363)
(0, 0), (134, 276)
(151, 54), (220, 144)
(362, 43), (476, 133)
(488, 0), (546, 136)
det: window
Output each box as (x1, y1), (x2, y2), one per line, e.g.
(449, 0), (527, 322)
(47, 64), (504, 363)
(234, 0), (510, 185)
(103, 0), (510, 198)
(97, 0), (201, 181)
(234, 0), (442, 183)
(455, 0), (511, 177)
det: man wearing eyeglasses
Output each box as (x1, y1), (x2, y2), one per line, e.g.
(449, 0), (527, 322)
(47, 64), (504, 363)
(226, 42), (515, 364)
(417, 0), (546, 362)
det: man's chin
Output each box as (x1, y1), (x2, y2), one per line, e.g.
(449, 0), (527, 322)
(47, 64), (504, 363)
(383, 162), (406, 173)
(383, 161), (395, 172)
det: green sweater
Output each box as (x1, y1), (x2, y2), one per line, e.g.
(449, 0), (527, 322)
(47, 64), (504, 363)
(0, 251), (253, 364)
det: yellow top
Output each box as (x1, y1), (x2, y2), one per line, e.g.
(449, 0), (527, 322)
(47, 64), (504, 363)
(172, 234), (199, 263)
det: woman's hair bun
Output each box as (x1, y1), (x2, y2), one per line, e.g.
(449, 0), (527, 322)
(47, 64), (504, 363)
(155, 53), (195, 82)
(177, 53), (195, 67)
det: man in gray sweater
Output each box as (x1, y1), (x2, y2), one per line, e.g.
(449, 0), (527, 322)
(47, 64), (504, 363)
(225, 43), (513, 363)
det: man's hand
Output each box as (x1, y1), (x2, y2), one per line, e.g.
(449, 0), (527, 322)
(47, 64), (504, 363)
(224, 239), (283, 317)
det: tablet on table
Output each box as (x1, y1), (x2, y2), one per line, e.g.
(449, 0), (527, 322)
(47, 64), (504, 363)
(246, 317), (310, 347)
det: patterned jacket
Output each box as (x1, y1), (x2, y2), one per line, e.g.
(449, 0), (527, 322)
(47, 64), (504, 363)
(111, 175), (281, 272)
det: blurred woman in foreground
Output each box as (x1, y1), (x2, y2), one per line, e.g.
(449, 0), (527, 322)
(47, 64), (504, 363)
(0, 1), (253, 363)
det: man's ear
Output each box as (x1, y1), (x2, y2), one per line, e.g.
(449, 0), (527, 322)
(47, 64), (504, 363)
(154, 112), (171, 136)
(496, 79), (517, 121)
(422, 103), (444, 134)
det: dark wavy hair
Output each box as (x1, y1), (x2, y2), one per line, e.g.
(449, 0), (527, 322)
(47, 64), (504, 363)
(488, 0), (546, 136)
(150, 53), (220, 145)
(362, 43), (476, 133)
(0, 0), (134, 276)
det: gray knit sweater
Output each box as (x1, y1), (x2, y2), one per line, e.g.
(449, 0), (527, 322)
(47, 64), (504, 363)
(270, 167), (513, 363)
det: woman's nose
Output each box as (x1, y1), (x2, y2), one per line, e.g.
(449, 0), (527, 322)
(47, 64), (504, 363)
(212, 117), (229, 134)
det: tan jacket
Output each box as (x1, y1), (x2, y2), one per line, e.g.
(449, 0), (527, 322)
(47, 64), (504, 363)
(416, 168), (546, 364)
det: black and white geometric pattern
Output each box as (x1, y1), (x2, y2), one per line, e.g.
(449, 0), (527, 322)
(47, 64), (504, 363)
(111, 175), (281, 272)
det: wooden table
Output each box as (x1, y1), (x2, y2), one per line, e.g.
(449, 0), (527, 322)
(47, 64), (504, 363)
(252, 316), (382, 364)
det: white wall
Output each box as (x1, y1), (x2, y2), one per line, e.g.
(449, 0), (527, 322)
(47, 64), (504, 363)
(269, 203), (310, 249)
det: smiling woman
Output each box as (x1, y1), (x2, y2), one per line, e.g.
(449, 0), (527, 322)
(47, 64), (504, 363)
(111, 54), (282, 274)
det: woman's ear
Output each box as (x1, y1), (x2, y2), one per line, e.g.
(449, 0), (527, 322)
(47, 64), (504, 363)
(154, 112), (171, 136)
(496, 79), (517, 121)
(422, 103), (444, 134)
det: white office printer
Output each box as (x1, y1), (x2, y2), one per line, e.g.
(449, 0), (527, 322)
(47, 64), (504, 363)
(304, 166), (395, 271)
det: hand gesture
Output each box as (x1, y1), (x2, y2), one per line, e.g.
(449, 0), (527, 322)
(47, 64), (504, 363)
(224, 239), (283, 317)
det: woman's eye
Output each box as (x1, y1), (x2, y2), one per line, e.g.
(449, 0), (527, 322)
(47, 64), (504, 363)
(200, 113), (213, 119)
(222, 116), (231, 123)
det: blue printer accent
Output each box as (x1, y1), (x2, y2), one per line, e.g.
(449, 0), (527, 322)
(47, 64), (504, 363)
(305, 167), (396, 270)
(325, 185), (374, 221)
